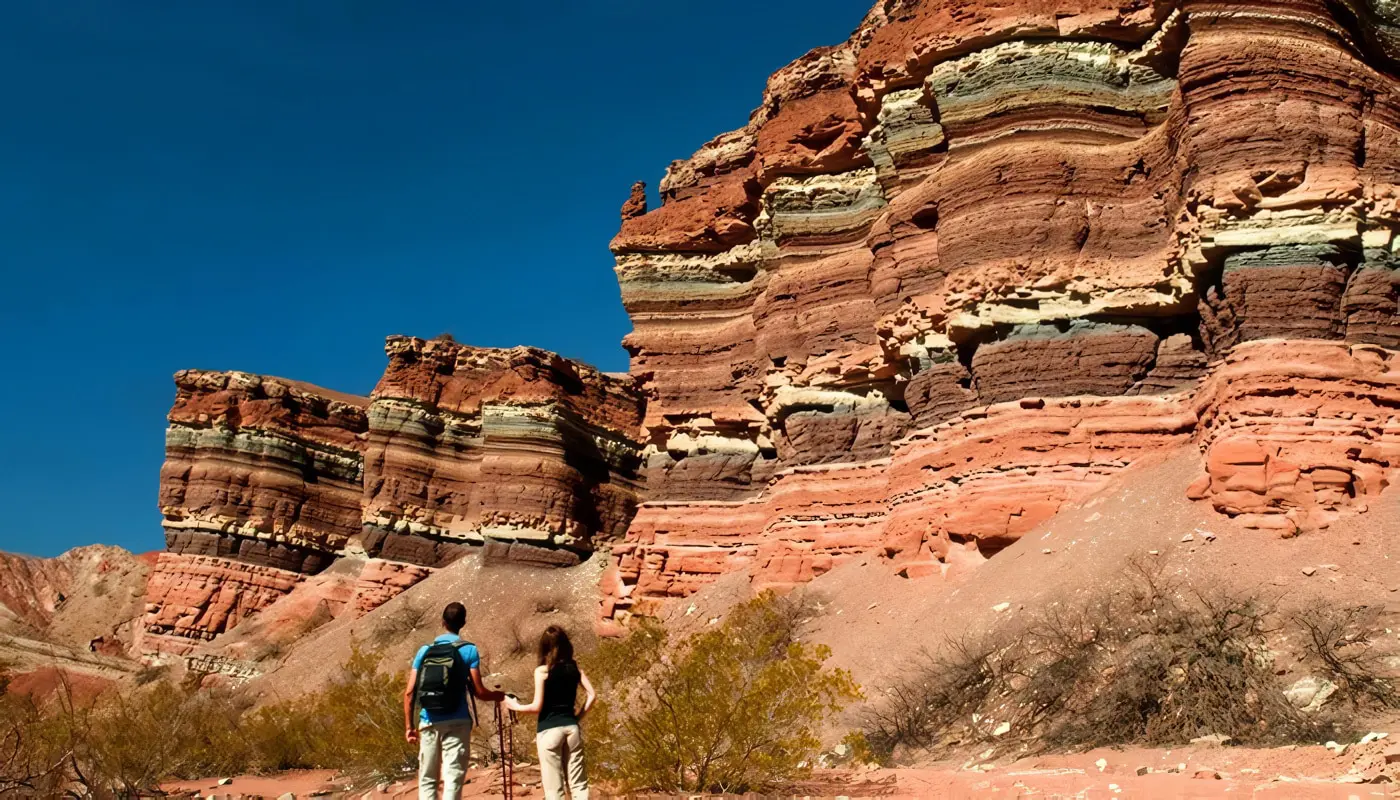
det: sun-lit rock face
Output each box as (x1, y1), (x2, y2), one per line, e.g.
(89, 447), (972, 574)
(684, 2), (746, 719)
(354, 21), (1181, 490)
(144, 370), (372, 653)
(603, 0), (1400, 619)
(144, 342), (644, 653)
(361, 336), (645, 567)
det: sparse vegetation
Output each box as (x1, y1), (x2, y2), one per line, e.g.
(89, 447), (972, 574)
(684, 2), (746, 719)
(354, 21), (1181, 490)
(862, 559), (1371, 762)
(1292, 604), (1399, 709)
(585, 591), (859, 794)
(132, 662), (170, 687)
(0, 642), (417, 794)
(372, 597), (429, 647)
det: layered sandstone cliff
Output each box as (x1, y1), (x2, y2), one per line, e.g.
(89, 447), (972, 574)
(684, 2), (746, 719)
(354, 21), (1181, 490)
(603, 0), (1400, 619)
(143, 339), (642, 654)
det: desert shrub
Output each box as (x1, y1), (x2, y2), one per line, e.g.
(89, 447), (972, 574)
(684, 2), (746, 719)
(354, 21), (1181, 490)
(288, 642), (415, 780)
(586, 592), (859, 794)
(132, 662), (169, 687)
(0, 692), (60, 795)
(863, 635), (1008, 758)
(372, 597), (429, 647)
(83, 683), (255, 788)
(0, 642), (419, 793)
(863, 560), (1335, 760)
(1292, 605), (1399, 709)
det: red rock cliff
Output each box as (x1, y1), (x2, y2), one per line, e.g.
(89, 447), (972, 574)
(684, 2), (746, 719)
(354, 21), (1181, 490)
(143, 340), (643, 653)
(603, 0), (1400, 619)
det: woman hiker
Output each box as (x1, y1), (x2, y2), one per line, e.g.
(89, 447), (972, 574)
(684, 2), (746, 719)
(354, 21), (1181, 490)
(504, 625), (596, 800)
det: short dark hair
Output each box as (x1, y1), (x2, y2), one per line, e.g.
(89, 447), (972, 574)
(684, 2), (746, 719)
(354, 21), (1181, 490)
(442, 602), (466, 633)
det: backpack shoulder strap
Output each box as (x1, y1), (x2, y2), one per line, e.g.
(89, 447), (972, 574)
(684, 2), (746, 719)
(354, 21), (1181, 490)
(410, 642), (435, 719)
(458, 640), (480, 723)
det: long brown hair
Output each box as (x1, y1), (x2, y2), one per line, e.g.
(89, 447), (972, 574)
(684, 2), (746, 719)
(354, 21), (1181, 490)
(537, 625), (575, 672)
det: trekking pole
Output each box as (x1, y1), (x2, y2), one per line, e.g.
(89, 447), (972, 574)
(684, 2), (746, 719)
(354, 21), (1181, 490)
(494, 702), (514, 800)
(506, 708), (517, 794)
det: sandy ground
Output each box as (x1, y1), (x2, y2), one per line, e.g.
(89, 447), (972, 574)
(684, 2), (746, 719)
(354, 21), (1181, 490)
(163, 737), (1400, 798)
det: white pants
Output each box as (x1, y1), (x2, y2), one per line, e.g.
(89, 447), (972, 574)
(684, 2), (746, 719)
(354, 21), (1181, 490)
(536, 724), (588, 800)
(418, 719), (471, 800)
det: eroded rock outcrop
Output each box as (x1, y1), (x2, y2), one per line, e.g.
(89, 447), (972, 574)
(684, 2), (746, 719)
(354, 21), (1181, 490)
(144, 341), (643, 654)
(362, 336), (644, 566)
(603, 0), (1400, 619)
(0, 546), (148, 641)
(144, 371), (371, 653)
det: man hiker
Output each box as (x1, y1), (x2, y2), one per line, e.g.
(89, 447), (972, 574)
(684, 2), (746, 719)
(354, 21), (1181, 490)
(404, 601), (505, 800)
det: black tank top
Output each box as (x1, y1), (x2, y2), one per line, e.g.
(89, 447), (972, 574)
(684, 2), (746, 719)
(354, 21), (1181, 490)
(537, 661), (580, 733)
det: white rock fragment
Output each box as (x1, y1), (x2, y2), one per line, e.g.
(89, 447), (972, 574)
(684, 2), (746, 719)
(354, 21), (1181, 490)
(1285, 676), (1337, 711)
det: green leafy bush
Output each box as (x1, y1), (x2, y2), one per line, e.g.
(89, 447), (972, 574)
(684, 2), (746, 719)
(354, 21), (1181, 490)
(587, 592), (860, 793)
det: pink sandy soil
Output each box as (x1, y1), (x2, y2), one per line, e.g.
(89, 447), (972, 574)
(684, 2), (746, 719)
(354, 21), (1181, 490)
(163, 739), (1398, 798)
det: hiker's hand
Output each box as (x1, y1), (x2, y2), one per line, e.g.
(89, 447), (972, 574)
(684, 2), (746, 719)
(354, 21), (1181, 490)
(406, 728), (419, 744)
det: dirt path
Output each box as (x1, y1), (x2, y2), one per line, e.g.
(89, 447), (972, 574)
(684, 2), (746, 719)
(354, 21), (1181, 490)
(163, 738), (1398, 798)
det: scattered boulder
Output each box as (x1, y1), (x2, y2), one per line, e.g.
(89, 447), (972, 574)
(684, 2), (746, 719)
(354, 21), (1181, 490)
(1285, 676), (1338, 711)
(1191, 733), (1233, 746)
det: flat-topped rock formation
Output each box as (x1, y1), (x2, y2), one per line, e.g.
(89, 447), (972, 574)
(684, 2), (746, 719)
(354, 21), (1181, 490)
(362, 336), (644, 568)
(142, 338), (643, 655)
(602, 0), (1400, 620)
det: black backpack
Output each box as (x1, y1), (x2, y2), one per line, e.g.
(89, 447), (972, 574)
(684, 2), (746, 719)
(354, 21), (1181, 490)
(415, 640), (473, 717)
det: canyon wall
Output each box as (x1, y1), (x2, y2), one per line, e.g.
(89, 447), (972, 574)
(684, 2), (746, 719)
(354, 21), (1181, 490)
(143, 338), (642, 654)
(602, 0), (1400, 619)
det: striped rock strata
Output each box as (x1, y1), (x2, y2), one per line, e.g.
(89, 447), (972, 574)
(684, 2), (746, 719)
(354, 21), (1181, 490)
(603, 0), (1400, 619)
(144, 340), (642, 653)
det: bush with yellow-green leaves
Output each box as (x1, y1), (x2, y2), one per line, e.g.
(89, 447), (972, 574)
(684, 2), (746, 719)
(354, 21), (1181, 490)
(585, 592), (861, 794)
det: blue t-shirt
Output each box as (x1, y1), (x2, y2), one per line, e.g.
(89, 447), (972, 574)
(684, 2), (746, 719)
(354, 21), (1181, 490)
(412, 634), (480, 726)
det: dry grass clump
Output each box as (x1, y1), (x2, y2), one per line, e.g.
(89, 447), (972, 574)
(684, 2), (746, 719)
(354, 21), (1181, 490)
(862, 559), (1366, 761)
(585, 591), (859, 794)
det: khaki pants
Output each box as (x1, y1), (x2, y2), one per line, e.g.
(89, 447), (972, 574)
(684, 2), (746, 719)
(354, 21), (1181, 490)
(536, 724), (588, 800)
(418, 719), (472, 800)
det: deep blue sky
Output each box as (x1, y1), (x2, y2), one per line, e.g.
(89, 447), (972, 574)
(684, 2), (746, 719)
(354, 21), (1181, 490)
(0, 1), (866, 557)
